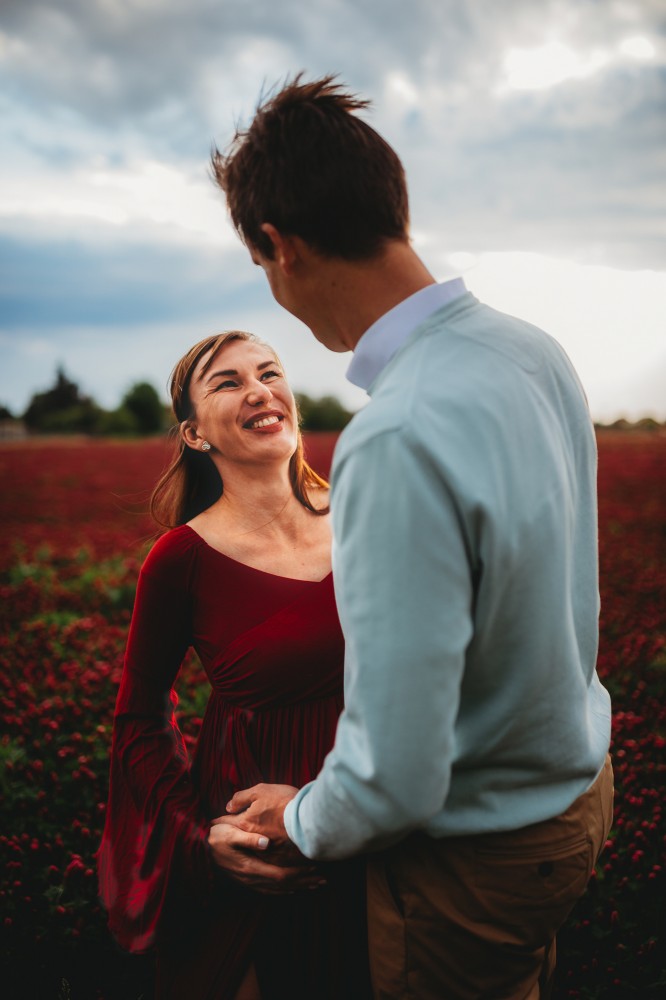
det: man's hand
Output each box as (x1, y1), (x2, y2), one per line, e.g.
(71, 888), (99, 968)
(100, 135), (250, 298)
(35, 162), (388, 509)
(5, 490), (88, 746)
(212, 783), (305, 866)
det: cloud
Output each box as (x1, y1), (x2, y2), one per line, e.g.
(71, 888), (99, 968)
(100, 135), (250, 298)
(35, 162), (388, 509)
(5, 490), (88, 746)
(0, 0), (664, 418)
(0, 155), (236, 247)
(464, 252), (666, 421)
(0, 231), (255, 329)
(2, 0), (664, 271)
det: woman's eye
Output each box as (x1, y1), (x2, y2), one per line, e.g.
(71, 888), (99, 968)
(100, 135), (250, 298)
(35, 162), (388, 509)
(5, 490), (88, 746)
(213, 380), (238, 391)
(261, 370), (281, 381)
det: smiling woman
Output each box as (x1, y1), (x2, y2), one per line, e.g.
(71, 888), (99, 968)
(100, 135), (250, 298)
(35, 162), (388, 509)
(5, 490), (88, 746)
(97, 331), (372, 999)
(181, 339), (298, 468)
(150, 331), (329, 528)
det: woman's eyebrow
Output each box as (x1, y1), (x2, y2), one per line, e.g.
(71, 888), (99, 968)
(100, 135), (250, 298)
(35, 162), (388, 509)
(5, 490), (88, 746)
(203, 360), (278, 383)
(204, 368), (237, 382)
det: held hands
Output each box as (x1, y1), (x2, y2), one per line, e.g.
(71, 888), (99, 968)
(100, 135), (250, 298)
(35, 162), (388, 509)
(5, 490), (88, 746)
(208, 783), (322, 894)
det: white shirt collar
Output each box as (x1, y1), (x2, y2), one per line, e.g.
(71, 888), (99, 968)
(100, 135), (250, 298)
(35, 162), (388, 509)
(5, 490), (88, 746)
(346, 278), (467, 392)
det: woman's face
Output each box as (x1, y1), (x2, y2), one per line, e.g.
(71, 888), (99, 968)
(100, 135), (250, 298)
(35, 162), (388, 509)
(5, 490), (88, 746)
(183, 338), (299, 470)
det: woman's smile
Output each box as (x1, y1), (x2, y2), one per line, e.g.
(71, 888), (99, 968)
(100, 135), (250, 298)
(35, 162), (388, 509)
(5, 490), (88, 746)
(243, 410), (285, 432)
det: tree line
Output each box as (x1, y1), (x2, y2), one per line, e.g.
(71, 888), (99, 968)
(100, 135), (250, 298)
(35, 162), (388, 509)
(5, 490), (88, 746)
(0, 367), (355, 435)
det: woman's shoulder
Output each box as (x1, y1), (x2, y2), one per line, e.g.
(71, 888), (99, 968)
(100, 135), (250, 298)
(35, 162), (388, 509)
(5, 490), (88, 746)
(141, 524), (200, 581)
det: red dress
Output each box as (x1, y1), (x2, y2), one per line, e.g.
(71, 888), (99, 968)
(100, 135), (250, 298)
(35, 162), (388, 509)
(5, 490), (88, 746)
(98, 525), (371, 999)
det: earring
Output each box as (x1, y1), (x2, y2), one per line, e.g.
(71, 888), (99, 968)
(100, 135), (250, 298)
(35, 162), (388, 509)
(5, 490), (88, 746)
(201, 440), (211, 452)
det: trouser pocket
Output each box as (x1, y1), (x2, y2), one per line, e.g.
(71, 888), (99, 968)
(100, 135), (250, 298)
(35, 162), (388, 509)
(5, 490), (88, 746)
(471, 832), (593, 949)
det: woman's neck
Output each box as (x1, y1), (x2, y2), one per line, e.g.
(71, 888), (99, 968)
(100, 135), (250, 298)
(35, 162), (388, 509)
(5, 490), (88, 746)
(199, 464), (307, 542)
(187, 460), (331, 581)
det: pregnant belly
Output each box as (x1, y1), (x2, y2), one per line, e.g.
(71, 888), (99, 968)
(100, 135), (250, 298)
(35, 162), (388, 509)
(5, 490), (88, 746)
(192, 691), (344, 817)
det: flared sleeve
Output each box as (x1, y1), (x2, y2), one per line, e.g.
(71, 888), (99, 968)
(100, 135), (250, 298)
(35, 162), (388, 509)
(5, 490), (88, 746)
(97, 533), (213, 953)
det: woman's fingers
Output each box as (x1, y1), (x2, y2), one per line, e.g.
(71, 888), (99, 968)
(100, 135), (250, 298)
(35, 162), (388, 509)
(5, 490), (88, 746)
(230, 826), (270, 850)
(210, 823), (268, 852)
(207, 822), (325, 893)
(209, 822), (266, 854)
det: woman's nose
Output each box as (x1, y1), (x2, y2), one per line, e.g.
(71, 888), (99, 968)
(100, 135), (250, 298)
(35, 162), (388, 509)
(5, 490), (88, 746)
(247, 380), (272, 405)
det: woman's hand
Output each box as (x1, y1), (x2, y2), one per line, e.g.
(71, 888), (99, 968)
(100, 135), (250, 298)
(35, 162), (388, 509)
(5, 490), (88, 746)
(207, 821), (325, 895)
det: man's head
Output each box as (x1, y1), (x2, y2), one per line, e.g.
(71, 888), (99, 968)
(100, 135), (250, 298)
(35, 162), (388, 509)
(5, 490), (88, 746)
(212, 73), (410, 263)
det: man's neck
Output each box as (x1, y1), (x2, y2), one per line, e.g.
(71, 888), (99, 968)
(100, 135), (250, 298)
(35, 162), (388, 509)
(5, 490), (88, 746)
(305, 240), (437, 352)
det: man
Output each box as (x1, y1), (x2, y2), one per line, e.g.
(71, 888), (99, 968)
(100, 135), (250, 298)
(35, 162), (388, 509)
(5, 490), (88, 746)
(211, 75), (613, 999)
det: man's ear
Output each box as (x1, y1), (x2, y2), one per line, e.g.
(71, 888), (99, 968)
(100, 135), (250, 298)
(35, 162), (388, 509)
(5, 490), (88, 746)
(260, 223), (299, 274)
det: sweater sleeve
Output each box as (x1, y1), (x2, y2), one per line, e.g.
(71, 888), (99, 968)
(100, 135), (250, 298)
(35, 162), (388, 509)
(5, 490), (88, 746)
(284, 425), (474, 858)
(97, 533), (213, 953)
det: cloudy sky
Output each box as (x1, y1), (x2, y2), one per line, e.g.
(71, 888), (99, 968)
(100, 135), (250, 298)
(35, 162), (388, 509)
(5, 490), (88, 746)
(1, 0), (664, 421)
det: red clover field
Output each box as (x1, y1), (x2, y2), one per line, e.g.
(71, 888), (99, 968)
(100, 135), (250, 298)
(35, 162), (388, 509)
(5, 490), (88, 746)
(1, 431), (664, 999)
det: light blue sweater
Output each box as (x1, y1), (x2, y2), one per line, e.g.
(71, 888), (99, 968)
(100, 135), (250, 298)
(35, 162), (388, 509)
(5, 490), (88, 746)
(285, 291), (612, 859)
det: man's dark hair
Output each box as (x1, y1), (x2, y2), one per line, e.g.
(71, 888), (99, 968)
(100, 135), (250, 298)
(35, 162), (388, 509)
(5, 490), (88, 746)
(212, 73), (410, 261)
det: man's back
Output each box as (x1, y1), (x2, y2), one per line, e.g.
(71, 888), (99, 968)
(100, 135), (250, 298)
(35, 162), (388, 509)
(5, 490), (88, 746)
(329, 290), (611, 842)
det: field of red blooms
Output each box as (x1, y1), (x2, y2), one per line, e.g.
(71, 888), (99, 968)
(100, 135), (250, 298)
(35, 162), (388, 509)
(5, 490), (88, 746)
(1, 431), (664, 999)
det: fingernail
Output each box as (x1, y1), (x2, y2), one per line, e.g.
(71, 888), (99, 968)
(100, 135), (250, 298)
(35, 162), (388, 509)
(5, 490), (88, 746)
(257, 836), (269, 849)
(226, 802), (233, 811)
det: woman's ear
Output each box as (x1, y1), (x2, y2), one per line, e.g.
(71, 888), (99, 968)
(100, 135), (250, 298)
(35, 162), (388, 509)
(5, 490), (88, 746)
(180, 420), (202, 452)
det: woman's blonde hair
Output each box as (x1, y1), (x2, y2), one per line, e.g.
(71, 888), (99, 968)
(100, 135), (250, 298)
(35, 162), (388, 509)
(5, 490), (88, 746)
(150, 331), (329, 528)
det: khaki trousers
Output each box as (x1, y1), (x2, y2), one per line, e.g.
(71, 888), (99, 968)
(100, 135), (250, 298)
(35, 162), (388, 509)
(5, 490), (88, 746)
(367, 756), (614, 1000)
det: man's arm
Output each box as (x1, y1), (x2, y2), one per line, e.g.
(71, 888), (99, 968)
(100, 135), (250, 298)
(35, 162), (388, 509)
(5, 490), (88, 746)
(283, 425), (474, 858)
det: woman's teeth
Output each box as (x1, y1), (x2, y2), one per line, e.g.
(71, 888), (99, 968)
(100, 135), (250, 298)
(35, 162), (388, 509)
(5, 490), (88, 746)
(250, 415), (280, 429)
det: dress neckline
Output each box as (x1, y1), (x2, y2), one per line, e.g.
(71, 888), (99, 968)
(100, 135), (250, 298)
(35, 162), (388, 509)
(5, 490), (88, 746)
(181, 524), (333, 585)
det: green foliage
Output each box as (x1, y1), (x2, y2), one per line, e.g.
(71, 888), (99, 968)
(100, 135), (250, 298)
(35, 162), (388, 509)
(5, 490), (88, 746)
(39, 403), (102, 434)
(295, 392), (354, 431)
(121, 382), (164, 434)
(93, 405), (139, 436)
(23, 368), (99, 433)
(6, 546), (140, 616)
(598, 418), (665, 432)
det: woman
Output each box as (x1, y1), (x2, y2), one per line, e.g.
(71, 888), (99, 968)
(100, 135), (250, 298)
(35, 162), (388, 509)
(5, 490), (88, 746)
(98, 332), (371, 1000)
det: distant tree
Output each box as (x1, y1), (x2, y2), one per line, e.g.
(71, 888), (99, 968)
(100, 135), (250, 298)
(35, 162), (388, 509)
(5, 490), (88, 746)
(23, 367), (98, 432)
(121, 382), (164, 434)
(0, 404), (14, 421)
(93, 406), (139, 436)
(163, 402), (176, 428)
(607, 419), (632, 432)
(295, 393), (354, 431)
(635, 417), (661, 432)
